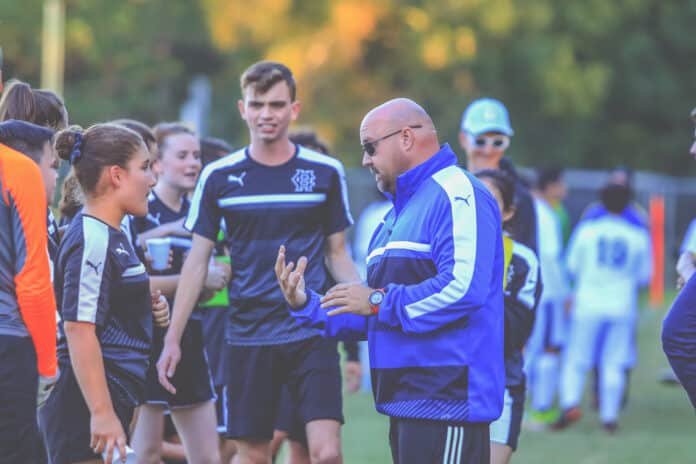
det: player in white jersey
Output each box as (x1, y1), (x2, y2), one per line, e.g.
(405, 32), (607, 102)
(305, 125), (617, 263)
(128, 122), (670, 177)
(554, 182), (652, 432)
(525, 167), (569, 427)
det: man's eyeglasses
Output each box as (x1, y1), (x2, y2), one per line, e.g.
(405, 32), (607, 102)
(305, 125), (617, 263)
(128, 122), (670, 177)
(362, 125), (423, 157)
(468, 134), (510, 150)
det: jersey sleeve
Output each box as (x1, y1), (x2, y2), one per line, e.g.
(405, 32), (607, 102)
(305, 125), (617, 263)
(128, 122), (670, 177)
(7, 155), (57, 377)
(185, 167), (222, 241)
(504, 250), (542, 356)
(323, 164), (353, 235)
(60, 237), (113, 327)
(290, 290), (368, 341)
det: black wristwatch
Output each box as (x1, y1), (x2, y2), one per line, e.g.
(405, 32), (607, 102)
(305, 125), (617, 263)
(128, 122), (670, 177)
(368, 288), (385, 314)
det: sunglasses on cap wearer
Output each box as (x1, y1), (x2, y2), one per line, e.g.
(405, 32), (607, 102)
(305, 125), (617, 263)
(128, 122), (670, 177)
(468, 133), (510, 150)
(361, 125), (423, 157)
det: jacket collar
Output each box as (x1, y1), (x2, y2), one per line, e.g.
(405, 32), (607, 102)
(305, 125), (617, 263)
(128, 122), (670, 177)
(385, 143), (458, 214)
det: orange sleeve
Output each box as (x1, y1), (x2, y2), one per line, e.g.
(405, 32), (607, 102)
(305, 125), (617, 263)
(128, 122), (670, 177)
(5, 151), (57, 377)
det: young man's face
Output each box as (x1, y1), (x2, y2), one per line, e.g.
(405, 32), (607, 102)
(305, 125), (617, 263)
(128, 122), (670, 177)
(459, 130), (509, 172)
(238, 81), (300, 145)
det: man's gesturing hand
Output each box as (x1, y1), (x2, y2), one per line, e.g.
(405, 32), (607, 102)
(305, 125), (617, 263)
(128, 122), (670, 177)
(321, 283), (373, 316)
(275, 245), (308, 309)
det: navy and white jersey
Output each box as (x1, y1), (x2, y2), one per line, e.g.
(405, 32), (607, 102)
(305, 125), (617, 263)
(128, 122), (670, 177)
(132, 192), (192, 276)
(186, 145), (352, 345)
(503, 237), (542, 387)
(48, 208), (60, 281)
(55, 213), (153, 406)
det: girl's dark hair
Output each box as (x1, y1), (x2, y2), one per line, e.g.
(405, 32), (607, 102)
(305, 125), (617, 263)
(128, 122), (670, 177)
(200, 136), (232, 167)
(0, 79), (68, 130)
(152, 122), (196, 158)
(111, 119), (156, 153)
(475, 168), (516, 213)
(289, 130), (331, 154)
(600, 183), (631, 214)
(54, 123), (145, 195)
(0, 119), (54, 163)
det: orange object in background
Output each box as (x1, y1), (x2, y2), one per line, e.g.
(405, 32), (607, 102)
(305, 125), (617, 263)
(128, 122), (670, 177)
(649, 195), (665, 308)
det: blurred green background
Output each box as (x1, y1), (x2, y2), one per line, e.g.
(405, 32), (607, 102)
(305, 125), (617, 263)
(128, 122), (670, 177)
(2, 0), (696, 171)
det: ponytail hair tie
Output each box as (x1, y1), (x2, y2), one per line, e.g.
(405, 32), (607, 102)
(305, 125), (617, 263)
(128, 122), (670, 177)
(69, 132), (83, 165)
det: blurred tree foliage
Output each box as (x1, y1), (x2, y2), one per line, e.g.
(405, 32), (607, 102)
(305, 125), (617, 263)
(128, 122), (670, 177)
(1, 0), (695, 173)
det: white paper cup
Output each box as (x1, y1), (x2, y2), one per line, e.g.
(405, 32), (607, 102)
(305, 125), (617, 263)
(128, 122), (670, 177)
(146, 238), (171, 271)
(103, 445), (136, 463)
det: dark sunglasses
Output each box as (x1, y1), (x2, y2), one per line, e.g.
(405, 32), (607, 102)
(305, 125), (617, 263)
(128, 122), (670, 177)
(361, 125), (423, 156)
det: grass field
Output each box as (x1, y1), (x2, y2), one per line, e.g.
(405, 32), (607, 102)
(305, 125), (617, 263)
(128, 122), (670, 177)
(332, 299), (696, 463)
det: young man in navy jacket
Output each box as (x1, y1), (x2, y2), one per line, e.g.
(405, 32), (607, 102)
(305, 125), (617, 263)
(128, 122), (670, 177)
(276, 98), (505, 464)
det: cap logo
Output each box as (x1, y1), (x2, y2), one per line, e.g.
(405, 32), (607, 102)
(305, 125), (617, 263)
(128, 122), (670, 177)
(483, 108), (498, 121)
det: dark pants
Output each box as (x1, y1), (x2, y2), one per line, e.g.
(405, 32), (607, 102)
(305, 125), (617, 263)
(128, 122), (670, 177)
(389, 417), (489, 464)
(0, 335), (41, 464)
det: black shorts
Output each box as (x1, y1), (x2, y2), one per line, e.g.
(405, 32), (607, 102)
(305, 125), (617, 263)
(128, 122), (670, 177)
(202, 306), (228, 387)
(489, 385), (525, 450)
(225, 337), (342, 441)
(274, 384), (308, 446)
(39, 362), (135, 464)
(389, 417), (490, 464)
(145, 318), (215, 407)
(0, 335), (41, 464)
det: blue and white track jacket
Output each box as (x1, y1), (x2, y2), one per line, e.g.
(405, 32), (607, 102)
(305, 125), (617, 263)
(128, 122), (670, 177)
(292, 144), (505, 423)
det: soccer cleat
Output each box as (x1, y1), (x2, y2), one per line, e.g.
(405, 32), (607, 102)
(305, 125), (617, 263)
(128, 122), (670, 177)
(602, 422), (618, 435)
(524, 408), (560, 431)
(551, 407), (582, 430)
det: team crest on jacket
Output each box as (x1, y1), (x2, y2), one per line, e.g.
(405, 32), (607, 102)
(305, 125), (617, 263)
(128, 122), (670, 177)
(292, 169), (316, 192)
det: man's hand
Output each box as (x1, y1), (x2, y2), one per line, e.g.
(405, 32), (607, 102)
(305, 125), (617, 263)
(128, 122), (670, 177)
(151, 290), (170, 328)
(321, 283), (374, 316)
(343, 361), (362, 394)
(275, 245), (308, 309)
(676, 252), (696, 289)
(204, 260), (231, 292)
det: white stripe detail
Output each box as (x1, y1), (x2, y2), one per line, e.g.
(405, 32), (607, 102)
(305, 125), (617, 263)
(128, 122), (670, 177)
(122, 263), (146, 278)
(186, 149), (246, 230)
(490, 388), (513, 445)
(405, 166), (477, 319)
(366, 241), (432, 264)
(454, 426), (463, 464)
(218, 193), (327, 207)
(297, 147), (354, 224)
(443, 426), (453, 464)
(78, 217), (109, 323)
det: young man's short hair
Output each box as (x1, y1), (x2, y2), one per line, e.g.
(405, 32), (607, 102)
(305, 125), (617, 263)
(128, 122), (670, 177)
(240, 61), (296, 101)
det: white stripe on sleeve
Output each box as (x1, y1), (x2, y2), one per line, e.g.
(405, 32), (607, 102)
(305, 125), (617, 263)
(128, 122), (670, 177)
(77, 217), (109, 323)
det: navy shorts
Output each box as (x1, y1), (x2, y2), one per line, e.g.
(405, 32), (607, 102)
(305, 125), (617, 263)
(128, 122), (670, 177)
(202, 306), (228, 387)
(225, 337), (342, 441)
(274, 384), (308, 446)
(489, 385), (525, 451)
(389, 417), (490, 464)
(145, 318), (215, 407)
(39, 361), (135, 464)
(0, 335), (41, 464)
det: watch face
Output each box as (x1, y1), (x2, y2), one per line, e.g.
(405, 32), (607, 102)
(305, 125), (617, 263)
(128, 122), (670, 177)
(369, 290), (384, 306)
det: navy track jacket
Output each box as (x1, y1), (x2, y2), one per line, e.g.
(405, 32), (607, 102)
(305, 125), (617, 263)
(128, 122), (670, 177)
(292, 144), (505, 423)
